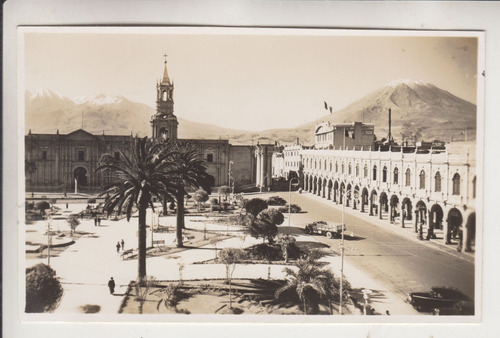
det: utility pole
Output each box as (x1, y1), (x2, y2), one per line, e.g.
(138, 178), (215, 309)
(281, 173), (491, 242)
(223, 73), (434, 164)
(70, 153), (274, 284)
(339, 188), (345, 315)
(47, 217), (52, 267)
(288, 177), (299, 226)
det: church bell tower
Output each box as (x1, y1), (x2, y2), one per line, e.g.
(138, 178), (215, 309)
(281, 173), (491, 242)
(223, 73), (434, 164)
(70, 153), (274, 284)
(151, 54), (178, 141)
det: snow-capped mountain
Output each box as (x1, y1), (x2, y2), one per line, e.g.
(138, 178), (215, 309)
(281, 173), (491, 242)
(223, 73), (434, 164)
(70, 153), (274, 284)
(292, 79), (477, 144)
(24, 80), (477, 145)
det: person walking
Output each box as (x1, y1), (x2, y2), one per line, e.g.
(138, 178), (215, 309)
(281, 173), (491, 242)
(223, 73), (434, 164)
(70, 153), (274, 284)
(108, 277), (115, 294)
(94, 217), (98, 227)
(97, 216), (101, 226)
(116, 242), (121, 253)
(121, 239), (125, 250)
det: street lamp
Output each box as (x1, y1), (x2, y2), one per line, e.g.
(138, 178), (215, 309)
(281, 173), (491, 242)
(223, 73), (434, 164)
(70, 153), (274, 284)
(288, 177), (300, 226)
(229, 161), (234, 195)
(47, 216), (52, 267)
(339, 188), (350, 315)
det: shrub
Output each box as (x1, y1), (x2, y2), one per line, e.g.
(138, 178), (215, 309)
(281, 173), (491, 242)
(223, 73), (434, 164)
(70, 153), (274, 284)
(279, 204), (302, 213)
(266, 196), (287, 206)
(25, 263), (63, 313)
(36, 201), (51, 215)
(245, 243), (282, 261)
(245, 198), (268, 217)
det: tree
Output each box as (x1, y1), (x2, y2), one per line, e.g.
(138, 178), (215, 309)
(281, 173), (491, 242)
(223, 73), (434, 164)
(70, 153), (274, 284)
(218, 248), (247, 309)
(167, 143), (211, 248)
(245, 198), (268, 217)
(276, 233), (296, 263)
(66, 215), (80, 236)
(96, 137), (177, 283)
(274, 256), (338, 314)
(36, 201), (51, 216)
(25, 263), (63, 313)
(248, 208), (284, 244)
(193, 189), (209, 212)
(218, 185), (231, 201)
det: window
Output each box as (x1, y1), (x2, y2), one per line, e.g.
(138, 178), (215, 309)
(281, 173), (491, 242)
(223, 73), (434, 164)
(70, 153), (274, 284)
(207, 154), (214, 163)
(342, 163), (345, 174)
(419, 170), (426, 189)
(434, 172), (441, 192)
(364, 164), (368, 178)
(405, 169), (411, 186)
(41, 150), (47, 160)
(382, 166), (388, 182)
(372, 165), (377, 180)
(348, 163), (352, 175)
(452, 173), (461, 195)
(78, 150), (85, 161)
(114, 152), (120, 161)
(329, 162), (332, 171)
(335, 162), (338, 173)
(393, 167), (399, 184)
(356, 163), (359, 177)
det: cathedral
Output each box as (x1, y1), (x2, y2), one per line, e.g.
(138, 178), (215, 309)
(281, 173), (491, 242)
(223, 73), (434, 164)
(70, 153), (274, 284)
(25, 58), (274, 193)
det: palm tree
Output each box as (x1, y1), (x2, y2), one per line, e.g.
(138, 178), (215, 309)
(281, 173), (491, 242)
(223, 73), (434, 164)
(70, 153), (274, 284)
(167, 143), (211, 248)
(275, 256), (337, 314)
(96, 137), (177, 283)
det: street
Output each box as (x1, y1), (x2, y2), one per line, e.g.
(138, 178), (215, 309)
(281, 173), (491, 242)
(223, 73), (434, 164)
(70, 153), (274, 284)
(277, 191), (475, 304)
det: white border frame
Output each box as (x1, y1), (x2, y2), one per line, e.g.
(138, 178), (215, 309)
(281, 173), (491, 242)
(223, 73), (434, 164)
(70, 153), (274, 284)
(4, 1), (500, 337)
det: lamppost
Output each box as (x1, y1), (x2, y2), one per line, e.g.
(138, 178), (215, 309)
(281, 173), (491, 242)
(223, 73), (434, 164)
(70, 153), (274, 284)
(339, 188), (350, 315)
(288, 177), (300, 226)
(47, 216), (52, 267)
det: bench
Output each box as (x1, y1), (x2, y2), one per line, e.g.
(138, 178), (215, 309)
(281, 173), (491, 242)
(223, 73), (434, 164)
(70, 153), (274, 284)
(121, 249), (134, 259)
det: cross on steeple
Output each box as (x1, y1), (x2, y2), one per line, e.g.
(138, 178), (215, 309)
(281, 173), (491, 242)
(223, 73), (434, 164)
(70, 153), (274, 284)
(163, 53), (168, 64)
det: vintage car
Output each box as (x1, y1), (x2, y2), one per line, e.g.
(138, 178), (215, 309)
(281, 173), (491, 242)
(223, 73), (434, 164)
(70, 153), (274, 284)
(304, 221), (346, 238)
(407, 287), (473, 313)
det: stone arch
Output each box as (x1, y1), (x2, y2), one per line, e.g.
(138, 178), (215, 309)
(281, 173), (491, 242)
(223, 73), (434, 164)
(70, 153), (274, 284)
(401, 197), (413, 225)
(369, 189), (378, 216)
(353, 185), (360, 210)
(322, 177), (328, 198)
(389, 195), (399, 223)
(428, 203), (444, 240)
(317, 177), (323, 197)
(465, 212), (476, 252)
(313, 176), (318, 195)
(415, 200), (428, 239)
(346, 183), (352, 207)
(327, 179), (333, 200)
(339, 182), (345, 204)
(379, 192), (388, 219)
(74, 166), (89, 191)
(361, 187), (369, 212)
(447, 207), (463, 244)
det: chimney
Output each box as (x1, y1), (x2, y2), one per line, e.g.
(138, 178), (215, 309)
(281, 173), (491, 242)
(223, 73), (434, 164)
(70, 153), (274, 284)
(296, 137), (300, 145)
(388, 108), (392, 142)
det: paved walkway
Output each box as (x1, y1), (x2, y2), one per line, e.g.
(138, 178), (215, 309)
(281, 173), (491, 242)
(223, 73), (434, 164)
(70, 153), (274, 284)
(26, 197), (420, 316)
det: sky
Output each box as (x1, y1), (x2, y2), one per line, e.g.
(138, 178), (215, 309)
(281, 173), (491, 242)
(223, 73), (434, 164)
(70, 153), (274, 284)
(23, 28), (479, 131)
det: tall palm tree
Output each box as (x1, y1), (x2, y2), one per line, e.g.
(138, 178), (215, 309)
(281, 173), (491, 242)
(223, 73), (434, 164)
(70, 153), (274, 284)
(167, 143), (211, 248)
(275, 257), (337, 314)
(96, 137), (177, 283)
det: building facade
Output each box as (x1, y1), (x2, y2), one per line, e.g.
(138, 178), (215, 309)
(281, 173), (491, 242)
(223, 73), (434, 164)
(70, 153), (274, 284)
(25, 58), (273, 193)
(277, 122), (477, 252)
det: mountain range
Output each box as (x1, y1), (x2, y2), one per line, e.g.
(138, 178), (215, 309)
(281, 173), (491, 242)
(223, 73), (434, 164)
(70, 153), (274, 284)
(25, 80), (476, 145)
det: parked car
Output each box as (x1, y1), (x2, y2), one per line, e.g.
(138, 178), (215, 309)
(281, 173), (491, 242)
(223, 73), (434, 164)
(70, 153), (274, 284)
(407, 287), (473, 313)
(304, 221), (346, 238)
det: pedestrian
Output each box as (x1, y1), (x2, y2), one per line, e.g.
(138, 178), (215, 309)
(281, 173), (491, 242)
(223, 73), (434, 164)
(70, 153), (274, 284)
(94, 217), (98, 227)
(108, 277), (115, 294)
(97, 216), (101, 226)
(121, 239), (125, 250)
(116, 242), (121, 253)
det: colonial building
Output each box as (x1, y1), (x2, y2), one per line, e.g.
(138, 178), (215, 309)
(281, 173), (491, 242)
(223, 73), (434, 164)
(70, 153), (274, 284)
(25, 57), (273, 193)
(276, 122), (477, 252)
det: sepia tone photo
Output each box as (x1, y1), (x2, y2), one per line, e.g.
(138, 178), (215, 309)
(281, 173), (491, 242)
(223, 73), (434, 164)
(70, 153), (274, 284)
(20, 27), (481, 321)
